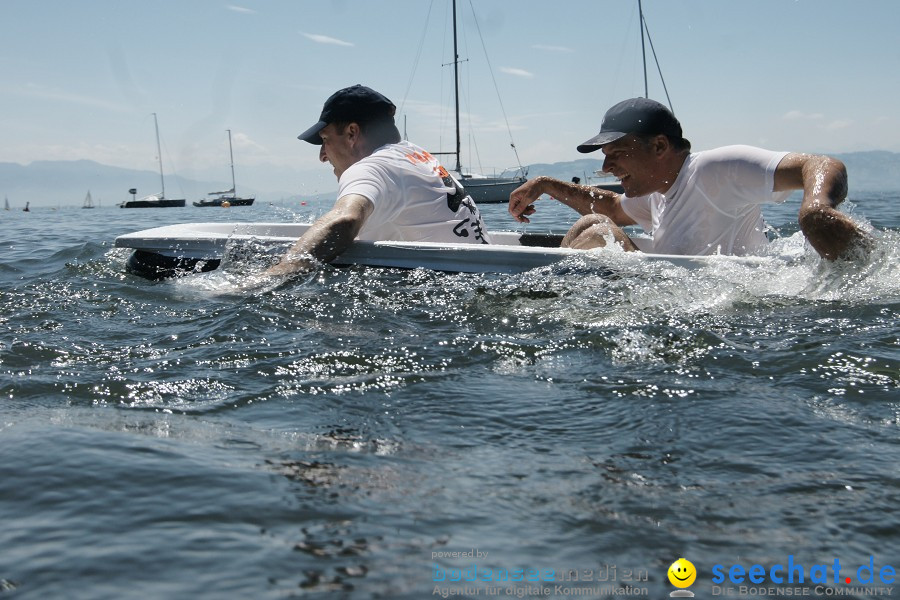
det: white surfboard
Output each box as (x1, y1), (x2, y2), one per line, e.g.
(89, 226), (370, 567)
(114, 222), (782, 279)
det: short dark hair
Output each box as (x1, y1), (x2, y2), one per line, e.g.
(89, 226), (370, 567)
(333, 118), (401, 149)
(360, 118), (401, 146)
(636, 133), (691, 153)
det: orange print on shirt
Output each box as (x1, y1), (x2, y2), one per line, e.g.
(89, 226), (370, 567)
(403, 150), (437, 165)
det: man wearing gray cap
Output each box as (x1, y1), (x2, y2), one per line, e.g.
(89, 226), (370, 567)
(509, 97), (870, 260)
(267, 84), (491, 276)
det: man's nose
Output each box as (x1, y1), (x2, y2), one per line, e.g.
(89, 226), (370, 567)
(319, 145), (327, 163)
(601, 156), (613, 174)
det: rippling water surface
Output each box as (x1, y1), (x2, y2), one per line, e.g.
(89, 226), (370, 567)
(1, 196), (898, 599)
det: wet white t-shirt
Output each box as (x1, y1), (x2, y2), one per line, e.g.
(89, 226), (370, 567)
(338, 141), (492, 244)
(620, 145), (792, 255)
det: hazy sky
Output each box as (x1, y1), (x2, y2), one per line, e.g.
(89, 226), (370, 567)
(3, 0), (899, 194)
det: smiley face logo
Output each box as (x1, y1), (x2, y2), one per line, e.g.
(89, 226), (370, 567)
(668, 558), (697, 588)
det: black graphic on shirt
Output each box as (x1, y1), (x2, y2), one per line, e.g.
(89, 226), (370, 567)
(442, 173), (468, 212)
(451, 197), (489, 244)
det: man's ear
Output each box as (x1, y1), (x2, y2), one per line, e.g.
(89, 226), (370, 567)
(652, 134), (670, 156)
(346, 122), (361, 145)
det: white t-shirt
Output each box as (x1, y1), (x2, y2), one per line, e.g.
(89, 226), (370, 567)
(620, 145), (792, 255)
(338, 140), (492, 244)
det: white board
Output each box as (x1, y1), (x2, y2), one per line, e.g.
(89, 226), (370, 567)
(115, 222), (783, 278)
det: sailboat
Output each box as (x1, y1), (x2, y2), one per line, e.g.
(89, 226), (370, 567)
(120, 113), (186, 208)
(3, 196), (9, 211)
(579, 0), (672, 195)
(82, 190), (95, 209)
(194, 130), (255, 207)
(429, 0), (527, 204)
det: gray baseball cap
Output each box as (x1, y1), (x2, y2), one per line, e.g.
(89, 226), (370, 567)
(577, 97), (682, 153)
(298, 84), (396, 145)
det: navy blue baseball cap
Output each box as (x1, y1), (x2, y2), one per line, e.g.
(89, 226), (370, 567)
(298, 84), (397, 145)
(577, 97), (682, 153)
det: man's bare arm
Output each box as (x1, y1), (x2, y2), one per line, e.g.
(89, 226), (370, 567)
(508, 176), (635, 226)
(265, 194), (373, 276)
(774, 153), (872, 260)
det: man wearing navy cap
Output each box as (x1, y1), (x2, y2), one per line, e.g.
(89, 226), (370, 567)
(509, 97), (871, 260)
(268, 84), (491, 276)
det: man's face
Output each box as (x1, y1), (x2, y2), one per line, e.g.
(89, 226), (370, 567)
(600, 135), (664, 197)
(317, 123), (357, 179)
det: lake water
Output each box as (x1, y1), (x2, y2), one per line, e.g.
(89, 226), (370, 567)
(1, 193), (898, 599)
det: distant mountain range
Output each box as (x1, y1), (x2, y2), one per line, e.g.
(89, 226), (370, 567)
(0, 159), (309, 208)
(3, 151), (899, 207)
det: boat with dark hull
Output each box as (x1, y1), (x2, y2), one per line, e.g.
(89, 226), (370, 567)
(122, 196), (186, 209)
(120, 113), (186, 209)
(194, 130), (255, 208)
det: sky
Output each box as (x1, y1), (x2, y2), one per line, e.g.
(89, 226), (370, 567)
(3, 0), (900, 197)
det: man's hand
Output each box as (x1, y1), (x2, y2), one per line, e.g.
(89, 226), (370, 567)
(508, 177), (548, 223)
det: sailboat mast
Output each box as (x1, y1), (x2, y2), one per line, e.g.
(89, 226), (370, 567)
(152, 113), (166, 199)
(227, 129), (237, 194)
(638, 0), (648, 98)
(636, 0), (673, 111)
(452, 0), (462, 174)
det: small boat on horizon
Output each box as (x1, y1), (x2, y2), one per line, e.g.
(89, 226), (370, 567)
(194, 130), (255, 208)
(82, 190), (95, 209)
(572, 171), (625, 194)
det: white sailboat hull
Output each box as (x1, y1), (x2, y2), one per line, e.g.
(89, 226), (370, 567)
(114, 222), (781, 280)
(460, 174), (528, 204)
